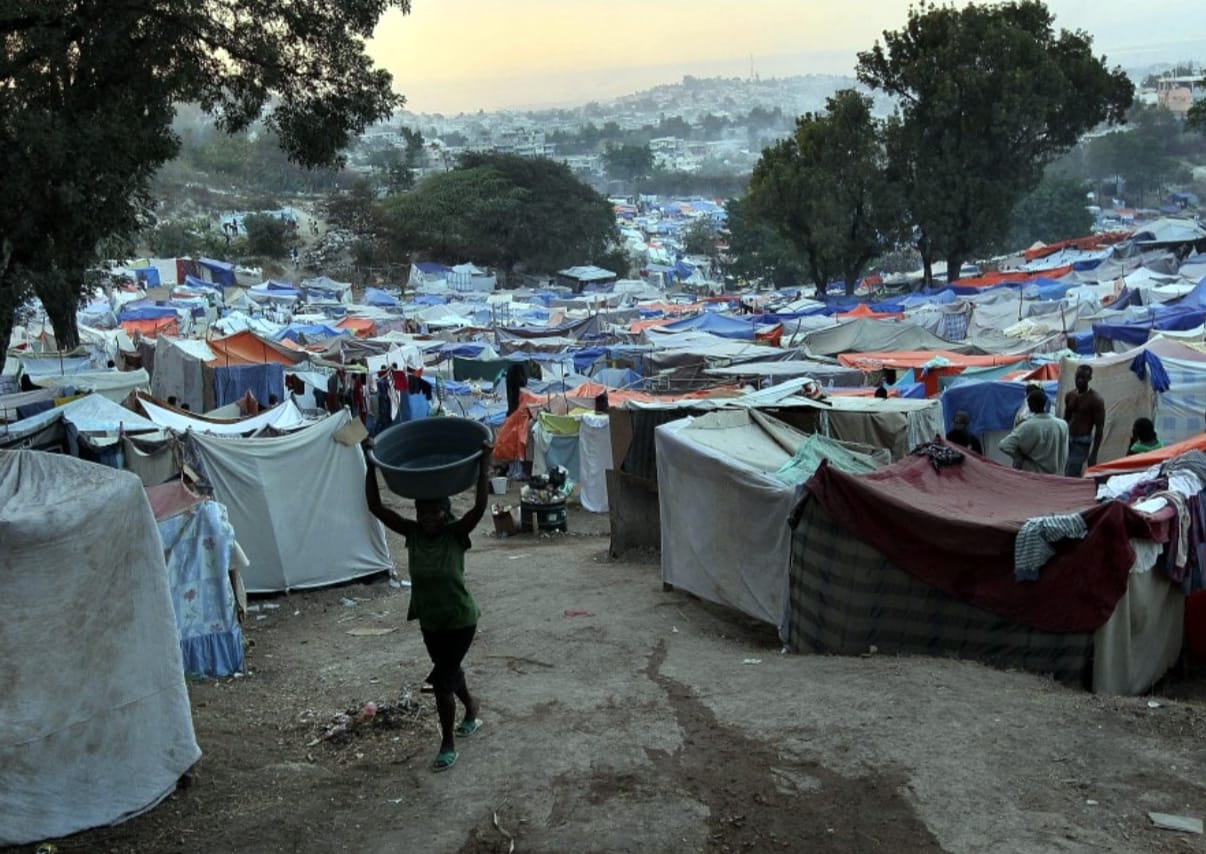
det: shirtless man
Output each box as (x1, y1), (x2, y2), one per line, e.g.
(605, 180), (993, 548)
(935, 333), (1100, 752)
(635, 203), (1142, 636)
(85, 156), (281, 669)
(1063, 364), (1105, 476)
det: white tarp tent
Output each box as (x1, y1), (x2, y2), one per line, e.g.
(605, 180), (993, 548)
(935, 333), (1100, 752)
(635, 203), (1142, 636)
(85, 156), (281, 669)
(655, 410), (884, 636)
(188, 411), (392, 592)
(151, 337), (215, 413)
(0, 451), (200, 844)
(139, 394), (309, 435)
(30, 368), (151, 402)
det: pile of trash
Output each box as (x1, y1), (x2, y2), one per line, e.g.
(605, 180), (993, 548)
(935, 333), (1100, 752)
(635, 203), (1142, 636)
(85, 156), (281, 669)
(307, 691), (424, 746)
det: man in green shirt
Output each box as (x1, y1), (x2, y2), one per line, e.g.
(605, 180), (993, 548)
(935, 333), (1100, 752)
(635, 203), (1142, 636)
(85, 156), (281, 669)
(365, 438), (492, 772)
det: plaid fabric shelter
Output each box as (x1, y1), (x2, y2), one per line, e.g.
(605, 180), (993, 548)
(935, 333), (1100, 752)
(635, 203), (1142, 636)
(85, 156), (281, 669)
(786, 499), (1092, 686)
(1156, 356), (1206, 447)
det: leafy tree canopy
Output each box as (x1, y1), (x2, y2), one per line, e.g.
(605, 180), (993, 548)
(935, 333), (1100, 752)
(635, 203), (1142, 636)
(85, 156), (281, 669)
(856, 0), (1133, 283)
(380, 153), (620, 281)
(1007, 172), (1093, 250)
(721, 198), (809, 289)
(0, 0), (409, 367)
(745, 90), (904, 296)
(602, 143), (655, 187)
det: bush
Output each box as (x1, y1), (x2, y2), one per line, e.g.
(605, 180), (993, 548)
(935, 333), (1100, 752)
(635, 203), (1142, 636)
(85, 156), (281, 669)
(243, 213), (290, 259)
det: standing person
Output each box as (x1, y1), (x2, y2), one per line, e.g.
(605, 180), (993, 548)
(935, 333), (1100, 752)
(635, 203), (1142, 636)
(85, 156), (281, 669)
(1127, 417), (1163, 455)
(1014, 382), (1043, 427)
(363, 438), (492, 773)
(374, 367), (393, 436)
(505, 361), (527, 416)
(945, 411), (983, 454)
(1064, 364), (1106, 476)
(999, 388), (1069, 475)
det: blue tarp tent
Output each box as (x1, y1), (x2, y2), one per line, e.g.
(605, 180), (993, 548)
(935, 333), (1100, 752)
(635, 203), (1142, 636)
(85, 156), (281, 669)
(129, 266), (161, 287)
(364, 288), (400, 308)
(198, 258), (237, 287)
(940, 380), (1060, 435)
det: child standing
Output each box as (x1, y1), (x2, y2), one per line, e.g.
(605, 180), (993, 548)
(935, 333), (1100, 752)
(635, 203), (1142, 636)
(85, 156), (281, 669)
(363, 438), (492, 772)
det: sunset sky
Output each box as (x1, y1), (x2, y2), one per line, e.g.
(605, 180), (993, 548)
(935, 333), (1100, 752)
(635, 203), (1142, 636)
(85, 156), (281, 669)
(366, 1), (1206, 114)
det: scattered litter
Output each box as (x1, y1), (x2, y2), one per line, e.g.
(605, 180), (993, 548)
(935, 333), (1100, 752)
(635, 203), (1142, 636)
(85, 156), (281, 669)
(341, 597), (359, 608)
(35, 843), (58, 854)
(261, 603), (281, 610)
(492, 811), (516, 854)
(742, 658), (763, 665)
(672, 626), (679, 633)
(388, 578), (412, 589)
(860, 645), (879, 657)
(507, 555), (529, 560)
(346, 627), (396, 637)
(245, 604), (261, 613)
(1147, 700), (1162, 709)
(308, 694), (423, 746)
(387, 797), (404, 805)
(1086, 799), (1098, 806)
(1148, 812), (1203, 834)
(293, 610), (300, 616)
(563, 609), (594, 618)
(255, 615), (268, 621)
(369, 677), (380, 684)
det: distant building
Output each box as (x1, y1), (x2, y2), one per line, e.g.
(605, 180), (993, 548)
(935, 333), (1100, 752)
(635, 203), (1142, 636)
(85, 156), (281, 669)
(1155, 74), (1206, 116)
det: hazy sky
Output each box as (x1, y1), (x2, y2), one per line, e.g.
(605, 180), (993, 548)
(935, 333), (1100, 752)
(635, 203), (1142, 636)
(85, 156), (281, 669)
(366, 1), (1206, 114)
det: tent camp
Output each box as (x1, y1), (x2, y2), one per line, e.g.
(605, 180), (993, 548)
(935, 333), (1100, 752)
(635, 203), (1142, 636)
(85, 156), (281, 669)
(0, 451), (200, 844)
(187, 411), (392, 592)
(787, 446), (1181, 694)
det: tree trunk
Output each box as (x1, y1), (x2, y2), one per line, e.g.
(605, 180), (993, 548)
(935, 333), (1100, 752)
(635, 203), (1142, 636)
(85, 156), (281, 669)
(0, 297), (13, 379)
(36, 281), (81, 352)
(946, 255), (965, 285)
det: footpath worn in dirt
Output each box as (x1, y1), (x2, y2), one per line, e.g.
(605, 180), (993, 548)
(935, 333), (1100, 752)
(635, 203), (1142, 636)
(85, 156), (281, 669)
(17, 487), (1206, 854)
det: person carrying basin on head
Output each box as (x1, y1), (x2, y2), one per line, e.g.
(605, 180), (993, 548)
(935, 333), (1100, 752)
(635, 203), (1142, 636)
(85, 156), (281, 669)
(362, 435), (493, 773)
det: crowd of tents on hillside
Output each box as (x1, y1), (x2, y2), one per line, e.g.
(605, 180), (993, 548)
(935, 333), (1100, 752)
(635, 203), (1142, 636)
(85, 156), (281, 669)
(5, 204), (1206, 843)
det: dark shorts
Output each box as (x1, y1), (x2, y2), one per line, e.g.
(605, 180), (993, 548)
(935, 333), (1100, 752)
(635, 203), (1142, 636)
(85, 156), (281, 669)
(420, 624), (476, 693)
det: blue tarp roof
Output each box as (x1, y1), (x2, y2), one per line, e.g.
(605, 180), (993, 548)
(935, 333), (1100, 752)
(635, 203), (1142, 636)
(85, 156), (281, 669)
(119, 305), (178, 321)
(183, 274), (223, 294)
(658, 313), (755, 340)
(364, 287), (399, 307)
(1092, 304), (1206, 346)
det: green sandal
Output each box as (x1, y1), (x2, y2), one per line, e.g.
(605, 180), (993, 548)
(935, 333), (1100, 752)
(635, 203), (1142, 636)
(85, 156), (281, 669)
(455, 719), (483, 737)
(432, 750), (458, 772)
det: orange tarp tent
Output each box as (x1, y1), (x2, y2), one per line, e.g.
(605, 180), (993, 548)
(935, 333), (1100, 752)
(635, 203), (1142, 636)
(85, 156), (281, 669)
(336, 317), (377, 337)
(1086, 433), (1206, 476)
(205, 330), (301, 366)
(952, 265), (1075, 289)
(837, 350), (1027, 397)
(121, 317), (178, 338)
(835, 303), (904, 321)
(1023, 233), (1130, 262)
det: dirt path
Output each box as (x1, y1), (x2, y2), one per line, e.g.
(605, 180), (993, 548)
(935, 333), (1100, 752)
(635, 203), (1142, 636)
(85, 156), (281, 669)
(19, 487), (1206, 854)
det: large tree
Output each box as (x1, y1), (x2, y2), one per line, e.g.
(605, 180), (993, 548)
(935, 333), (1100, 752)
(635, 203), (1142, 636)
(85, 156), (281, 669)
(744, 90), (903, 296)
(1, 0), (409, 371)
(380, 153), (620, 284)
(856, 0), (1133, 284)
(721, 198), (809, 289)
